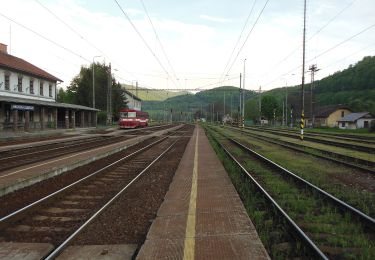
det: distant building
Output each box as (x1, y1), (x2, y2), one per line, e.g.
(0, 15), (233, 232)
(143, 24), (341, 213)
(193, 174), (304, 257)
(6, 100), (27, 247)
(305, 105), (351, 128)
(0, 43), (98, 132)
(124, 89), (142, 111)
(338, 112), (375, 129)
(222, 114), (233, 124)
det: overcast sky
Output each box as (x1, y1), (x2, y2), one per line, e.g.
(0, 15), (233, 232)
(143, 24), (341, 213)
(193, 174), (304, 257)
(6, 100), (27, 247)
(0, 0), (374, 92)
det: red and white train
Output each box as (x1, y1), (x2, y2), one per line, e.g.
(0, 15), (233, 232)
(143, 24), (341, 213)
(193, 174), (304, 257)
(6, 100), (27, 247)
(119, 108), (149, 129)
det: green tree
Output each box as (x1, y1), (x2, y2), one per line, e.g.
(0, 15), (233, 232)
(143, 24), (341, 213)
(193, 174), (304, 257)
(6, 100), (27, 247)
(245, 98), (260, 121)
(261, 95), (279, 120)
(65, 62), (128, 118)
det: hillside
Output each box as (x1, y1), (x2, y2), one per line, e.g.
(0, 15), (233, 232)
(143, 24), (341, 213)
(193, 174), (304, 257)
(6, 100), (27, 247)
(143, 86), (255, 119)
(265, 56), (375, 116)
(142, 56), (375, 121)
(121, 84), (188, 101)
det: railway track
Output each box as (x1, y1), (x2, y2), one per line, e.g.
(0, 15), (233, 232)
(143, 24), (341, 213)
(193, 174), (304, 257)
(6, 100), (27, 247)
(245, 126), (375, 153)
(0, 136), (128, 172)
(0, 127), (190, 258)
(227, 126), (375, 173)
(249, 126), (375, 144)
(207, 127), (375, 259)
(0, 124), (177, 173)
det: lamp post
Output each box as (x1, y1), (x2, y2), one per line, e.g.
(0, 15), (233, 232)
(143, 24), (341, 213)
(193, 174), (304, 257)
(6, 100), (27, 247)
(92, 55), (102, 108)
(242, 59), (246, 128)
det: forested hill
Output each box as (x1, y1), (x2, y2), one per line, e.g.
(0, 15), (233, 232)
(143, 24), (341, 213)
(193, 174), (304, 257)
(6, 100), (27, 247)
(266, 56), (375, 115)
(143, 86), (255, 115)
(122, 84), (188, 101)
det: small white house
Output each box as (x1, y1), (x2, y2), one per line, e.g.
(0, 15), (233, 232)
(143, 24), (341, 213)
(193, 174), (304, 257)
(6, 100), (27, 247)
(338, 112), (374, 129)
(124, 90), (142, 111)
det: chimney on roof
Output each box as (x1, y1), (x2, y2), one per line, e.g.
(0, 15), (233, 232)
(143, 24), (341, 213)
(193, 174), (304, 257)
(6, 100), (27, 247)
(0, 43), (8, 54)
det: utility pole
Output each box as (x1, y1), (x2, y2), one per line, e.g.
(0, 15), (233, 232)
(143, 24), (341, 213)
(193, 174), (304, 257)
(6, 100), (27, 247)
(239, 73), (242, 127)
(107, 63), (112, 125)
(308, 64), (319, 128)
(231, 94), (233, 119)
(136, 81), (139, 97)
(300, 0), (307, 140)
(243, 59), (246, 128)
(224, 91), (226, 116)
(282, 101), (285, 126)
(285, 80), (288, 126)
(259, 86), (262, 125)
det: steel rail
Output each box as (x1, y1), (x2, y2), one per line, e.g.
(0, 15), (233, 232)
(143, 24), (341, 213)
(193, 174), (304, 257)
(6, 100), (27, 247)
(227, 126), (375, 174)
(0, 136), (121, 161)
(0, 124), (178, 173)
(245, 126), (375, 153)
(0, 136), (100, 156)
(215, 140), (328, 259)
(0, 124), (172, 155)
(229, 137), (375, 230)
(0, 136), (169, 229)
(247, 125), (375, 143)
(44, 139), (179, 259)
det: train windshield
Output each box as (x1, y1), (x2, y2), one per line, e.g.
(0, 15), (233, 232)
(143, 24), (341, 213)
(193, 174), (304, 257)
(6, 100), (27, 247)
(120, 112), (137, 118)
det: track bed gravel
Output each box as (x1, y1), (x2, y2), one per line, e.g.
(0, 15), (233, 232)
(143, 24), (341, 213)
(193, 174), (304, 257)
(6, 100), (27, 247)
(71, 127), (192, 246)
(0, 137), (158, 218)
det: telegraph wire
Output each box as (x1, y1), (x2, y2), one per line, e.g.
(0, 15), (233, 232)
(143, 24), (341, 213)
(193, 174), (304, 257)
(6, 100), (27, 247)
(225, 0), (270, 76)
(114, 0), (179, 89)
(0, 12), (91, 63)
(321, 41), (375, 71)
(263, 21), (375, 87)
(310, 22), (375, 61)
(34, 0), (105, 56)
(261, 0), (358, 79)
(34, 0), (144, 85)
(220, 0), (257, 81)
(139, 0), (180, 87)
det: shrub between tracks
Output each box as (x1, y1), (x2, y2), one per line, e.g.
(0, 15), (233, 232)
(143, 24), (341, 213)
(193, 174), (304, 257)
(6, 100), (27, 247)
(204, 124), (375, 259)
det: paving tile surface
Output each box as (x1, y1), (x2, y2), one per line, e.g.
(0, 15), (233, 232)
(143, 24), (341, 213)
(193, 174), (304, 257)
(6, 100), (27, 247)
(137, 125), (270, 260)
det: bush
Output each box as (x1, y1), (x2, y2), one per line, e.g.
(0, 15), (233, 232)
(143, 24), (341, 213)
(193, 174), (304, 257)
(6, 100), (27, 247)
(370, 120), (375, 132)
(97, 111), (107, 125)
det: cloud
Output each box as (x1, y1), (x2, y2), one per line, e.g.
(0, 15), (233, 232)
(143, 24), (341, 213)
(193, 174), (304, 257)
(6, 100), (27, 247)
(200, 15), (230, 23)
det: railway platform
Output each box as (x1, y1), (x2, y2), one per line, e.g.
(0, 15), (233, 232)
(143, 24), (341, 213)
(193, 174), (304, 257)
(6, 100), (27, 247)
(137, 125), (269, 259)
(0, 125), (182, 197)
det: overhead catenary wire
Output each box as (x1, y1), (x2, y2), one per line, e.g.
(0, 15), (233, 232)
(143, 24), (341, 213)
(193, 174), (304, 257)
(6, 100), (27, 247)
(139, 0), (180, 87)
(0, 12), (91, 63)
(263, 21), (375, 88)
(225, 0), (270, 76)
(220, 0), (257, 81)
(33, 0), (105, 57)
(261, 0), (358, 80)
(114, 0), (179, 89)
(33, 0), (144, 84)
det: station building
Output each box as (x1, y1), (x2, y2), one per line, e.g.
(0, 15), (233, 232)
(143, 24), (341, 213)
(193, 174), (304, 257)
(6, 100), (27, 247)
(0, 43), (98, 132)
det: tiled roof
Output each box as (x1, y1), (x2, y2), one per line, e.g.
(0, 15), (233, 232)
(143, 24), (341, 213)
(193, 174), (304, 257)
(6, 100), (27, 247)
(309, 104), (351, 118)
(338, 112), (373, 122)
(124, 89), (142, 101)
(0, 51), (62, 82)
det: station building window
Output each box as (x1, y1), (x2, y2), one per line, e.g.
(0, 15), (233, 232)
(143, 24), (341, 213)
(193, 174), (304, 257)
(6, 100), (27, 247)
(4, 73), (10, 90)
(30, 79), (34, 94)
(18, 76), (23, 92)
(40, 82), (44, 96)
(49, 84), (52, 97)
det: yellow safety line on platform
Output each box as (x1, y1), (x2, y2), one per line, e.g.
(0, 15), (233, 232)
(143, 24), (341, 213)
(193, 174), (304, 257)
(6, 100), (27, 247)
(183, 127), (199, 260)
